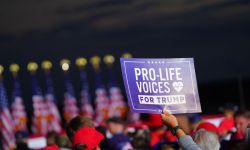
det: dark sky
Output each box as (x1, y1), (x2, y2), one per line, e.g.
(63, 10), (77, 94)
(0, 0), (250, 112)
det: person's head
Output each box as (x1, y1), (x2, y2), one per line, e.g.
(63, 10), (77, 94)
(66, 116), (103, 150)
(72, 127), (103, 150)
(132, 129), (151, 149)
(188, 114), (202, 131)
(224, 109), (235, 119)
(234, 110), (250, 135)
(55, 134), (71, 148)
(193, 129), (220, 150)
(16, 141), (29, 150)
(196, 122), (218, 135)
(66, 116), (94, 141)
(221, 103), (238, 119)
(46, 132), (57, 146)
(107, 117), (126, 135)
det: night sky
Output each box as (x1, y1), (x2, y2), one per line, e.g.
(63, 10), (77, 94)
(0, 0), (250, 113)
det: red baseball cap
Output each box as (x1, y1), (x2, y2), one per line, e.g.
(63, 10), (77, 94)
(142, 114), (163, 127)
(197, 122), (218, 133)
(72, 126), (104, 150)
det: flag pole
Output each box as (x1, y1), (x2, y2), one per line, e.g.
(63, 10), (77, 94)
(0, 65), (17, 149)
(90, 56), (110, 125)
(10, 63), (29, 135)
(42, 60), (62, 133)
(76, 57), (94, 118)
(60, 58), (79, 122)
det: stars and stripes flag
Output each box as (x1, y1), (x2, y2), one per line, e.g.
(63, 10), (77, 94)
(0, 77), (16, 150)
(106, 64), (128, 119)
(62, 72), (79, 123)
(44, 72), (62, 133)
(31, 73), (49, 135)
(11, 75), (28, 135)
(93, 70), (110, 124)
(120, 54), (140, 124)
(79, 70), (94, 118)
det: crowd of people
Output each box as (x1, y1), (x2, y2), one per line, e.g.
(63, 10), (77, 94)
(12, 104), (250, 150)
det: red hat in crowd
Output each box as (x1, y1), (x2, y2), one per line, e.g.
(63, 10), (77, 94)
(143, 114), (163, 127)
(197, 122), (218, 133)
(72, 126), (104, 150)
(42, 145), (60, 150)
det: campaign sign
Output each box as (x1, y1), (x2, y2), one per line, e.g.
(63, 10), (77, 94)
(120, 58), (201, 114)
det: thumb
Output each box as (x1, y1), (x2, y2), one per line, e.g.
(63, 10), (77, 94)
(163, 109), (171, 115)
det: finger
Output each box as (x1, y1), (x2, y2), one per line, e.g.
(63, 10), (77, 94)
(161, 114), (168, 121)
(160, 114), (166, 120)
(163, 109), (171, 115)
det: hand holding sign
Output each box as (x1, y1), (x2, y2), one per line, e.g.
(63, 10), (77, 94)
(161, 110), (178, 128)
(120, 58), (201, 114)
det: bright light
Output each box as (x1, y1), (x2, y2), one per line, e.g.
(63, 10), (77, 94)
(62, 63), (69, 71)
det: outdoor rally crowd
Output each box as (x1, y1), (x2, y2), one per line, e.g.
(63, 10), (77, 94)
(0, 56), (249, 150)
(12, 104), (250, 150)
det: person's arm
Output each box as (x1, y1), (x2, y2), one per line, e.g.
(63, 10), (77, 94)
(161, 110), (202, 150)
(246, 124), (250, 147)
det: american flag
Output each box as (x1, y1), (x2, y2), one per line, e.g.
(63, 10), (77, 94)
(79, 70), (94, 118)
(93, 70), (109, 124)
(120, 54), (140, 124)
(11, 75), (28, 135)
(31, 73), (49, 135)
(44, 71), (62, 133)
(106, 65), (128, 119)
(0, 77), (16, 150)
(62, 72), (79, 123)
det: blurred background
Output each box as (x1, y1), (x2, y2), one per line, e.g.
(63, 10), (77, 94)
(1, 0), (249, 113)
